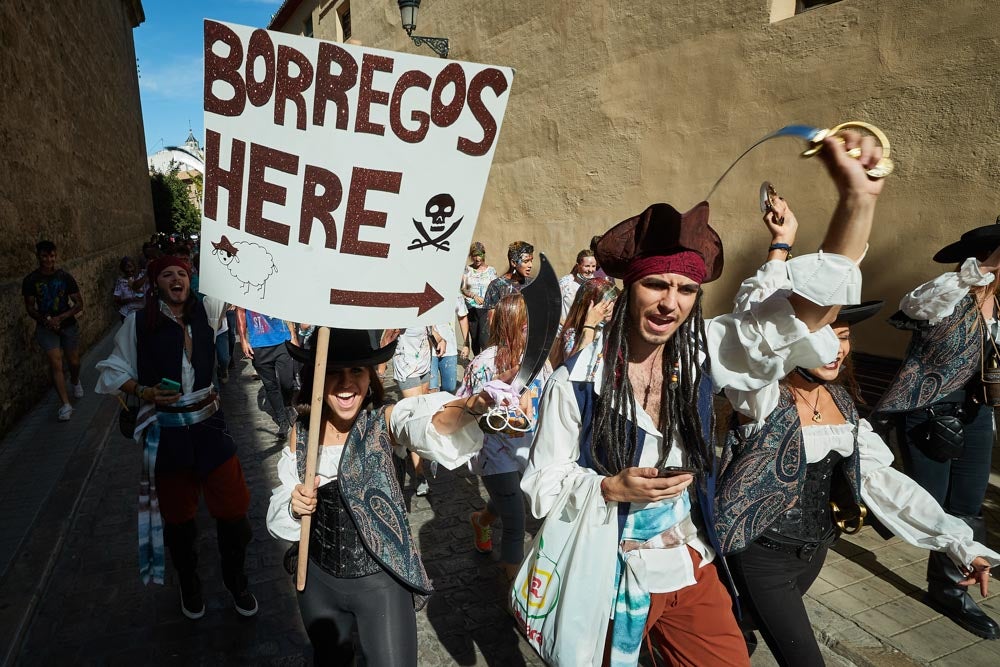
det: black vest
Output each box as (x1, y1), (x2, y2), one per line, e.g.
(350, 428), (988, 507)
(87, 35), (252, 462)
(310, 481), (382, 578)
(135, 302), (215, 390)
(765, 451), (841, 543)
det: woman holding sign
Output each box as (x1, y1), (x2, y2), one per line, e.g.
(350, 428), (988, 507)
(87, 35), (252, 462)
(265, 328), (508, 665)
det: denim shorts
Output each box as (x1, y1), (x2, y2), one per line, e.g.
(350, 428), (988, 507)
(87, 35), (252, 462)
(35, 322), (80, 352)
(397, 371), (430, 391)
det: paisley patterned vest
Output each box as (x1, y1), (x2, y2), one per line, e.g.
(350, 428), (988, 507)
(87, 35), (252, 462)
(295, 406), (432, 598)
(714, 383), (861, 555)
(876, 296), (982, 413)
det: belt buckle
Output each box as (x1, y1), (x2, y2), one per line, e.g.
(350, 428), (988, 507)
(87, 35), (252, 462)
(797, 542), (819, 562)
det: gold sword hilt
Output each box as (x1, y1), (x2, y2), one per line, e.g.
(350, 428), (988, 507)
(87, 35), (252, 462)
(800, 121), (895, 178)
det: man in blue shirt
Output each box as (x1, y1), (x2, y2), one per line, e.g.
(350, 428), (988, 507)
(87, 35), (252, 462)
(22, 240), (85, 421)
(237, 308), (296, 438)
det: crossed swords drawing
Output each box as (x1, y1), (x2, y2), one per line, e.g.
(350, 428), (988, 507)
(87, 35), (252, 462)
(408, 216), (464, 251)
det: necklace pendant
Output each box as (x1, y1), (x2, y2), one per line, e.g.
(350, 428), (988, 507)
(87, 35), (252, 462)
(812, 410), (823, 423)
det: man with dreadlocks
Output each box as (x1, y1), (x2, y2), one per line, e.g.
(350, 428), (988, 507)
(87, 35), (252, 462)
(521, 132), (884, 666)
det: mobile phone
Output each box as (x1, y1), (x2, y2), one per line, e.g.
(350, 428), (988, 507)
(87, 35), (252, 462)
(159, 378), (182, 393)
(657, 466), (696, 478)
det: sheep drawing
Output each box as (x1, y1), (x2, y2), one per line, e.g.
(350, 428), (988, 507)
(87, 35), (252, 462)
(210, 235), (277, 299)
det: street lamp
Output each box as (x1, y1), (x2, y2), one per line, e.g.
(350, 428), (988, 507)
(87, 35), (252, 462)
(396, 0), (449, 58)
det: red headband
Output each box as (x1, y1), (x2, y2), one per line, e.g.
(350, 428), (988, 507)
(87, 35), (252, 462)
(147, 256), (192, 283)
(623, 250), (706, 286)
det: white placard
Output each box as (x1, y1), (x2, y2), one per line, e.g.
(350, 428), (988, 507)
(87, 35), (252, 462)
(199, 20), (513, 327)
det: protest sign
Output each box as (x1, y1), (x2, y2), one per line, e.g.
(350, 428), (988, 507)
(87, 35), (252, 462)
(199, 20), (514, 328)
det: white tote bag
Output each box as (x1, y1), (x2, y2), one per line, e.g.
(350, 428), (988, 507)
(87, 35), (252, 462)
(510, 478), (619, 666)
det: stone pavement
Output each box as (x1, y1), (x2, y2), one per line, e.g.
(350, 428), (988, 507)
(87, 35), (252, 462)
(0, 329), (996, 666)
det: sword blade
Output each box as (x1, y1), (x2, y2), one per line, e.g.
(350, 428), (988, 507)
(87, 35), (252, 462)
(513, 253), (562, 395)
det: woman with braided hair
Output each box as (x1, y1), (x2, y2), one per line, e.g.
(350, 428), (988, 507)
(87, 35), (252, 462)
(522, 131), (887, 666)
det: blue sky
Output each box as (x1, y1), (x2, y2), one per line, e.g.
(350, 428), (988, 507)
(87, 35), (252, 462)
(136, 0), (283, 155)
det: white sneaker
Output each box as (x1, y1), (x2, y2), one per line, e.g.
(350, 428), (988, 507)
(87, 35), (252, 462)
(57, 404), (73, 421)
(72, 382), (84, 399)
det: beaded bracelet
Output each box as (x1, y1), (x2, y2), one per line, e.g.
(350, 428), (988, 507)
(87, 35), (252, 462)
(769, 243), (792, 252)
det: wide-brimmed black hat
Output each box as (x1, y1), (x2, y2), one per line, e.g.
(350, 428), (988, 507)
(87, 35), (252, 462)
(934, 219), (1000, 263)
(834, 300), (883, 325)
(284, 329), (396, 368)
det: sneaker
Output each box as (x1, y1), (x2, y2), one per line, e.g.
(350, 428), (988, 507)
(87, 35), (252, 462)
(471, 511), (493, 553)
(232, 590), (259, 617)
(179, 580), (205, 620)
(71, 382), (84, 399)
(415, 478), (430, 497)
(57, 404), (73, 421)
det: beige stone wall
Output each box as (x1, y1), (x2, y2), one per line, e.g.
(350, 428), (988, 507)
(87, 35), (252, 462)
(270, 0), (348, 42)
(0, 0), (153, 433)
(343, 0), (1000, 359)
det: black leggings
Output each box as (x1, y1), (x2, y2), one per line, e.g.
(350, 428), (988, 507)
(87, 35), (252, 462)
(467, 307), (490, 356)
(728, 540), (829, 667)
(298, 559), (417, 666)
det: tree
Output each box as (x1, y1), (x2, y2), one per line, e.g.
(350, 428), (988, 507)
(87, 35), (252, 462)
(149, 163), (202, 236)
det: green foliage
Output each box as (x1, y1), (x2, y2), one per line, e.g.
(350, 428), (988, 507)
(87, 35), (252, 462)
(149, 162), (202, 236)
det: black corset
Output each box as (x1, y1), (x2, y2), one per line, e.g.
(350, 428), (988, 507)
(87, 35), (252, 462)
(309, 480), (381, 578)
(765, 451), (841, 543)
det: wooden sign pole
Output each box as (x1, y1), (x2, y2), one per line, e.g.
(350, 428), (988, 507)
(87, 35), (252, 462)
(295, 326), (330, 591)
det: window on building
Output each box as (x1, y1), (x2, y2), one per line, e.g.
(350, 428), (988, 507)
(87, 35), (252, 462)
(797, 0), (841, 12)
(339, 7), (351, 41)
(304, 15), (314, 38)
(770, 0), (843, 22)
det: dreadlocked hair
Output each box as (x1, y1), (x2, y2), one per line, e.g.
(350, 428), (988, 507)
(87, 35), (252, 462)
(591, 287), (715, 481)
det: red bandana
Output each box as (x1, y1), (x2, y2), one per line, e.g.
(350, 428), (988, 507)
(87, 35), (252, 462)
(622, 250), (706, 286)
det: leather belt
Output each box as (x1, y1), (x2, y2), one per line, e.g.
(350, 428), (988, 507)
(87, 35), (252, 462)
(756, 528), (837, 563)
(621, 516), (699, 553)
(158, 393), (219, 413)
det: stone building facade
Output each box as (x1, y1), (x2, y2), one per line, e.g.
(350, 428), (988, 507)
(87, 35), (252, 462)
(0, 0), (153, 433)
(269, 0), (999, 359)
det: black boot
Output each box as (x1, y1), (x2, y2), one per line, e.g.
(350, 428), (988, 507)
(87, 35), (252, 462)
(217, 516), (258, 617)
(924, 515), (999, 640)
(164, 520), (204, 619)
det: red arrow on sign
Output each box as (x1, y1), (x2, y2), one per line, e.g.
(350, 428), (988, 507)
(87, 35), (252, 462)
(329, 283), (444, 316)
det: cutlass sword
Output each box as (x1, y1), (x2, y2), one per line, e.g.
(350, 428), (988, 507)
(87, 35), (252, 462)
(512, 253), (561, 395)
(705, 121), (894, 200)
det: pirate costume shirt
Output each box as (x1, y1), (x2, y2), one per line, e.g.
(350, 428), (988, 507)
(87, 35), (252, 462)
(716, 262), (1000, 569)
(520, 202), (863, 666)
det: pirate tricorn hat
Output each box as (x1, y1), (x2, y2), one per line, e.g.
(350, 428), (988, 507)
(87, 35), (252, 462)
(593, 202), (724, 283)
(212, 235), (239, 255)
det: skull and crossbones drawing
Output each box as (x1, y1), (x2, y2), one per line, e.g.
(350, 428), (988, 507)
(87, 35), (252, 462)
(409, 193), (464, 251)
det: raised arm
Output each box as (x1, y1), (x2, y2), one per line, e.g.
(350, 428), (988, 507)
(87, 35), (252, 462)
(786, 131), (885, 330)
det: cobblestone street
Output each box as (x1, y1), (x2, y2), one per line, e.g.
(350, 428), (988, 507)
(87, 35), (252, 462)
(13, 350), (543, 666)
(4, 334), (996, 666)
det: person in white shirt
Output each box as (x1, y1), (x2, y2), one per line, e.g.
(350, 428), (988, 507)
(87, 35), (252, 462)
(716, 197), (996, 665)
(521, 131), (884, 666)
(875, 226), (1000, 640)
(558, 249), (599, 322)
(266, 328), (504, 665)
